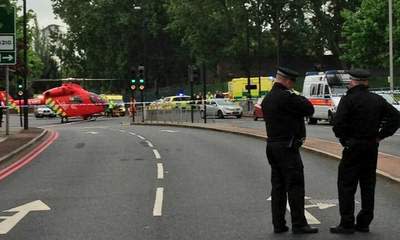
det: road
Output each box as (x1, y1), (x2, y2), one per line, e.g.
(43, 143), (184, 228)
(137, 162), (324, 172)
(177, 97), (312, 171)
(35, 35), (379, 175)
(213, 117), (400, 157)
(0, 117), (400, 239)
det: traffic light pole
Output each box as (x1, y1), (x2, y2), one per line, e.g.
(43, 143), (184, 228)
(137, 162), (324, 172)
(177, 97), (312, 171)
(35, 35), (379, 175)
(188, 65), (194, 123)
(23, 0), (28, 130)
(202, 62), (207, 124)
(19, 93), (23, 127)
(131, 92), (135, 124)
(141, 90), (144, 123)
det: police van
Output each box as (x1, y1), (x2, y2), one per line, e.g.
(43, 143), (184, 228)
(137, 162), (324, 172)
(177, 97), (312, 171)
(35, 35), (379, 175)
(302, 70), (350, 125)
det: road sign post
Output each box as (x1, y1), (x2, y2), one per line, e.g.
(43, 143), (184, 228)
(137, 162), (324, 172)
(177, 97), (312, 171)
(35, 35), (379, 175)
(5, 66), (9, 135)
(0, 6), (16, 135)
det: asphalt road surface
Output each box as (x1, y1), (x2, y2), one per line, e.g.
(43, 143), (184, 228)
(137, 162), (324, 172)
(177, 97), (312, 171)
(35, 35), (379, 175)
(0, 117), (400, 239)
(214, 117), (400, 157)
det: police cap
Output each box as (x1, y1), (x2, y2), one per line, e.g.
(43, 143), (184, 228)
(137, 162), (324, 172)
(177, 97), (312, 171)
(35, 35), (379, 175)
(277, 67), (299, 81)
(348, 69), (371, 81)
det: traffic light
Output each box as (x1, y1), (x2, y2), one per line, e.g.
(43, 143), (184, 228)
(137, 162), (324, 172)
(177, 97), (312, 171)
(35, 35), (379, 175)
(138, 65), (145, 91)
(130, 67), (137, 91)
(17, 83), (24, 96)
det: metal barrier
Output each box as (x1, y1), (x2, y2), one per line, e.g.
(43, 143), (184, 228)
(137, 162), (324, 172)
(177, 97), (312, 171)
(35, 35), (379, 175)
(234, 99), (256, 114)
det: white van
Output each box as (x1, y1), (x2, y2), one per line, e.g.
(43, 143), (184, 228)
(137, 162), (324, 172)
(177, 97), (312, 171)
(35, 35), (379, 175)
(302, 70), (350, 125)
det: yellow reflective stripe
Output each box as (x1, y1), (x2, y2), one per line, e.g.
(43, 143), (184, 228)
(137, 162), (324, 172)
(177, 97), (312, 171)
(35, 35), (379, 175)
(45, 98), (53, 105)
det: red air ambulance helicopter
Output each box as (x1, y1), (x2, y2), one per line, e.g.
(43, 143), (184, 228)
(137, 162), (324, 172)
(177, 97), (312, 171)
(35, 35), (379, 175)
(0, 82), (107, 123)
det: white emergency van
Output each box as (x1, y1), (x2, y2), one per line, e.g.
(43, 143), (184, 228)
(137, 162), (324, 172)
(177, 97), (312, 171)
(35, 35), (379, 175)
(302, 70), (350, 125)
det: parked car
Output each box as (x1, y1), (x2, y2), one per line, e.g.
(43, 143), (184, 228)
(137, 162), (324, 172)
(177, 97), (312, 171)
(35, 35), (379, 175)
(302, 70), (350, 125)
(201, 99), (243, 118)
(378, 93), (400, 112)
(34, 107), (56, 118)
(160, 95), (191, 109)
(253, 97), (264, 121)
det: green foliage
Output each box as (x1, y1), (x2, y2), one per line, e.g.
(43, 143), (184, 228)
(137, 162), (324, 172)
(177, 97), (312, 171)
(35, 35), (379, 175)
(341, 0), (400, 68)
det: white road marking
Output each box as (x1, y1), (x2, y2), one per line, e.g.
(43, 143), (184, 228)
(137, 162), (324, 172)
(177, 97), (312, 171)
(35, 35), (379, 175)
(84, 131), (99, 135)
(267, 196), (311, 201)
(305, 203), (336, 210)
(160, 130), (179, 133)
(157, 163), (164, 179)
(146, 140), (154, 148)
(153, 149), (161, 159)
(395, 134), (400, 137)
(153, 188), (164, 217)
(267, 196), (321, 225)
(0, 200), (50, 235)
(129, 132), (137, 136)
(137, 135), (146, 140)
(286, 202), (321, 225)
(119, 130), (126, 133)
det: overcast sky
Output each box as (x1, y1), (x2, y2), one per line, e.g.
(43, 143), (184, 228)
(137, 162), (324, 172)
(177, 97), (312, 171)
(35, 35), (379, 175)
(17, 0), (66, 29)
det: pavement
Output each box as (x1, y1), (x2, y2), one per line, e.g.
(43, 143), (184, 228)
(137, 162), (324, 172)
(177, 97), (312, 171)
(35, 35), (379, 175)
(0, 127), (46, 163)
(215, 117), (400, 157)
(134, 120), (400, 183)
(1, 118), (400, 239)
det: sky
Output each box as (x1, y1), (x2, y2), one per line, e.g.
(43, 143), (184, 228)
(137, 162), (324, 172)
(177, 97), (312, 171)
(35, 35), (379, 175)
(17, 0), (66, 29)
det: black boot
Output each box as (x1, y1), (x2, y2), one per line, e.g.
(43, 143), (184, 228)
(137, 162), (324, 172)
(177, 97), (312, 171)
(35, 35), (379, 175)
(274, 226), (289, 233)
(355, 225), (370, 233)
(292, 225), (318, 234)
(330, 225), (355, 234)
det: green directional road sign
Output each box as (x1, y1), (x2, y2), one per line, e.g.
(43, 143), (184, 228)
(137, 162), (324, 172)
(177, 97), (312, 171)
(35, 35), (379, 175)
(0, 6), (16, 65)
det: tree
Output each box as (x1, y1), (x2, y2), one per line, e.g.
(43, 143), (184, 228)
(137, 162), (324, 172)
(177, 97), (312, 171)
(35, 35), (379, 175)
(341, 0), (399, 68)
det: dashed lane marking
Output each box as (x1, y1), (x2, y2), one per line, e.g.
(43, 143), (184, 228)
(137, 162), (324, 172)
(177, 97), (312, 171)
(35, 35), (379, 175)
(137, 135), (146, 140)
(160, 130), (179, 133)
(153, 188), (164, 217)
(129, 132), (137, 136)
(146, 140), (154, 148)
(153, 149), (161, 159)
(157, 163), (164, 179)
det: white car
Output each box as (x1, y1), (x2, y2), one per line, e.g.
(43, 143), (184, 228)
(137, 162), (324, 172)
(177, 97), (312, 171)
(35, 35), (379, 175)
(201, 99), (243, 118)
(34, 107), (56, 118)
(379, 93), (400, 112)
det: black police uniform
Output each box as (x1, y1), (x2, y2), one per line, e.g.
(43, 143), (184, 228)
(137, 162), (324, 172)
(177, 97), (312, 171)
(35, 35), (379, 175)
(333, 70), (400, 230)
(262, 68), (315, 230)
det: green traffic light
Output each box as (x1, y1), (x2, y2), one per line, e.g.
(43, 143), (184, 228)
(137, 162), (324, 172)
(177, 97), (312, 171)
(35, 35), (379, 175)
(18, 84), (23, 89)
(139, 79), (144, 84)
(131, 79), (136, 84)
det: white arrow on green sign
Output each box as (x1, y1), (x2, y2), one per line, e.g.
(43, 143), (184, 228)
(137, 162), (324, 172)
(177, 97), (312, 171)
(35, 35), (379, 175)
(0, 6), (16, 65)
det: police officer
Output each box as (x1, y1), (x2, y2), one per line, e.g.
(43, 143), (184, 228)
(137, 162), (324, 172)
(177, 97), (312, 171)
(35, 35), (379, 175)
(331, 69), (400, 234)
(262, 67), (318, 234)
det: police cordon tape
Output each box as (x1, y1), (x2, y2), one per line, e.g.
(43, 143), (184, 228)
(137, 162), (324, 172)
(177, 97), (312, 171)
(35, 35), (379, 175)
(1, 101), (212, 109)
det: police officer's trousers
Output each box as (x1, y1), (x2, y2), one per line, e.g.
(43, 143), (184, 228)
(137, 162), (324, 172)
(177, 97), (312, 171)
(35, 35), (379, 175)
(266, 142), (308, 228)
(338, 141), (378, 228)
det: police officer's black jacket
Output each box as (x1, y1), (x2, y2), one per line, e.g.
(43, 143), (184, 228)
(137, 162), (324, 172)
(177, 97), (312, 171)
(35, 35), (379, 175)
(262, 83), (314, 141)
(333, 85), (400, 142)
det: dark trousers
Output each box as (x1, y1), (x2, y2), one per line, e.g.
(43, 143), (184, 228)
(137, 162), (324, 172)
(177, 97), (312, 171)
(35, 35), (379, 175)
(266, 142), (307, 228)
(338, 141), (378, 228)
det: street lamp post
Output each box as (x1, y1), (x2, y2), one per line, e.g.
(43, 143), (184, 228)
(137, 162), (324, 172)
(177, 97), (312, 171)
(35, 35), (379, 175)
(389, 0), (394, 92)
